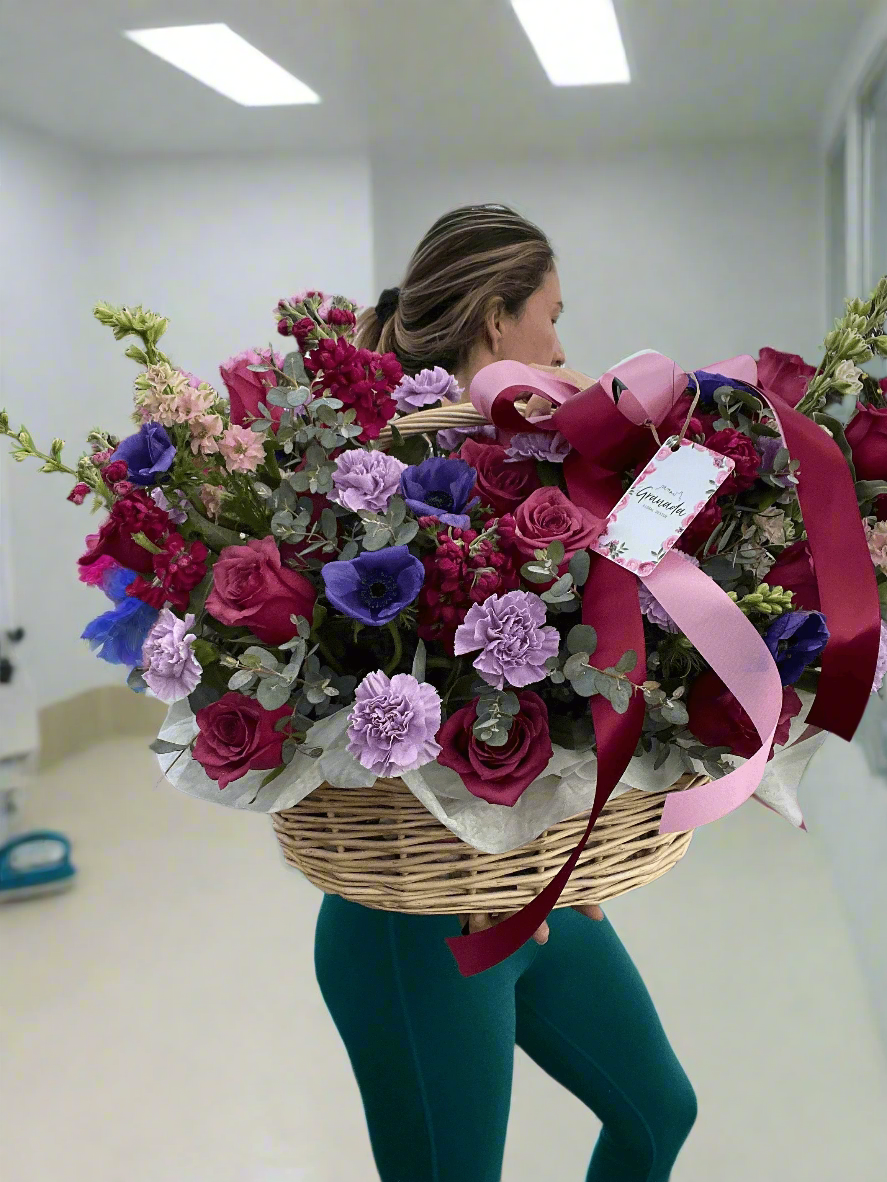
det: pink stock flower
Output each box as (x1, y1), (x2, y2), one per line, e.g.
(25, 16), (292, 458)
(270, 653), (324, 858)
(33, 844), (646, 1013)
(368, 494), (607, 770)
(217, 424), (267, 474)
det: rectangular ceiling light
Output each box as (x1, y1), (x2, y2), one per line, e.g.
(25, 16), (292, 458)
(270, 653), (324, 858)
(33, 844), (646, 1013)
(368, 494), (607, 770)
(123, 23), (320, 106)
(511, 0), (630, 86)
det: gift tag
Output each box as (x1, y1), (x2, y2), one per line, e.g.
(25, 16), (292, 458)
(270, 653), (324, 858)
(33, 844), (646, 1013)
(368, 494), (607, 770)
(590, 437), (734, 575)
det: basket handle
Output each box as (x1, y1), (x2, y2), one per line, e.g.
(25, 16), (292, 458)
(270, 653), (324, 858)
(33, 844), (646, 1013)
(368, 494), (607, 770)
(376, 403), (488, 448)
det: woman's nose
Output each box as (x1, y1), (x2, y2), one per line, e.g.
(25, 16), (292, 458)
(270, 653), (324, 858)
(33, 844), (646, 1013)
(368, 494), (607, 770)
(552, 335), (566, 367)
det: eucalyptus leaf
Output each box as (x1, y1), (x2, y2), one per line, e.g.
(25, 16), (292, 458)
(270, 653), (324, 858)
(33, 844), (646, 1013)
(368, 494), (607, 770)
(412, 639), (427, 683)
(568, 549), (591, 587)
(284, 351), (309, 384)
(616, 649), (638, 674)
(339, 540), (359, 561)
(149, 738), (188, 755)
(257, 678), (294, 712)
(394, 521), (419, 546)
(387, 496), (407, 527)
(661, 700), (690, 725)
(567, 624), (598, 655)
(228, 670), (256, 692)
(320, 507), (338, 540)
(609, 680), (632, 714)
(653, 742), (671, 771)
(564, 652), (591, 679)
(547, 540), (565, 565)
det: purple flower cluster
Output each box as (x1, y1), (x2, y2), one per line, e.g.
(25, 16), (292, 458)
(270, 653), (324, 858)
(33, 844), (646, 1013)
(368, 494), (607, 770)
(454, 590), (559, 689)
(394, 366), (463, 413)
(330, 449), (406, 514)
(141, 608), (203, 702)
(638, 555), (699, 631)
(505, 432), (571, 464)
(347, 670), (442, 776)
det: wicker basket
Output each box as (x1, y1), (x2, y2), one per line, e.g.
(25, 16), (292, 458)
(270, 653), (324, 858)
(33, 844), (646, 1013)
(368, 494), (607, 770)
(270, 401), (697, 914)
(272, 775), (700, 914)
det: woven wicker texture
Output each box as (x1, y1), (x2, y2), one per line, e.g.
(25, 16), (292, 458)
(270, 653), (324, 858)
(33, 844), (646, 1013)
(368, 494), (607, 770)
(274, 401), (697, 914)
(271, 775), (700, 915)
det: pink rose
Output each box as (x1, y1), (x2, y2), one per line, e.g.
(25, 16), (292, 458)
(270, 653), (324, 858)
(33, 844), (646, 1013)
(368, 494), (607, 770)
(193, 693), (291, 789)
(498, 487), (604, 561)
(844, 403), (887, 481)
(756, 347), (816, 409)
(436, 690), (553, 806)
(206, 535), (316, 645)
(458, 439), (540, 515)
(219, 348), (284, 430)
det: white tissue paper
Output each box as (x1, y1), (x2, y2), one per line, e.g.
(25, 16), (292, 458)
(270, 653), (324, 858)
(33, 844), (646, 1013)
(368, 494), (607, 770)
(155, 687), (827, 854)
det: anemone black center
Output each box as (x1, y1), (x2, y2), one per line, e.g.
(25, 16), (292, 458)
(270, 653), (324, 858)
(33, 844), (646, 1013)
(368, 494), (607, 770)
(359, 571), (399, 611)
(425, 489), (455, 511)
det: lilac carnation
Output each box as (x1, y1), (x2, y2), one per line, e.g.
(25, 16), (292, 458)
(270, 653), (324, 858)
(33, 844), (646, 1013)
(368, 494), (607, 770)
(874, 621), (887, 693)
(454, 590), (559, 689)
(141, 608), (202, 702)
(505, 431), (571, 464)
(638, 555), (699, 632)
(330, 449), (407, 513)
(394, 366), (463, 412)
(436, 424), (497, 452)
(347, 670), (442, 776)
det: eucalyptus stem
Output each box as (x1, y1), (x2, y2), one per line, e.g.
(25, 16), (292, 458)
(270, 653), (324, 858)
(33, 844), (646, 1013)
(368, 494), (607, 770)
(384, 621), (404, 675)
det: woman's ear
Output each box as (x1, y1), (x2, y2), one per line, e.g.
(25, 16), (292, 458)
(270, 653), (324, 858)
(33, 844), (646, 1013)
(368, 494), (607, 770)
(483, 297), (507, 357)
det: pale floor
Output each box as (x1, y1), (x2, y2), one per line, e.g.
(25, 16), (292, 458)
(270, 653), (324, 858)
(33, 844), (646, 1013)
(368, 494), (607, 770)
(2, 736), (887, 1182)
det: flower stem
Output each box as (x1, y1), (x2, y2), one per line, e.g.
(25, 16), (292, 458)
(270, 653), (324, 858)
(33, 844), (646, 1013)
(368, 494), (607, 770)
(384, 622), (403, 675)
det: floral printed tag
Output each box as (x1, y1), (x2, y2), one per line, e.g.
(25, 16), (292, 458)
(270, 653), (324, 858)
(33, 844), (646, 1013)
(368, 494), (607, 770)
(590, 436), (735, 575)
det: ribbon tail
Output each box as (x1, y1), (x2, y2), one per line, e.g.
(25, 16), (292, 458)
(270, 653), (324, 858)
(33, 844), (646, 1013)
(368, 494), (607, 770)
(762, 396), (880, 740)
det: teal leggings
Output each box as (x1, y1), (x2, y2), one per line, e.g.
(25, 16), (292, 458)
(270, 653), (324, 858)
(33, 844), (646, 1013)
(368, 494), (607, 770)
(315, 896), (697, 1181)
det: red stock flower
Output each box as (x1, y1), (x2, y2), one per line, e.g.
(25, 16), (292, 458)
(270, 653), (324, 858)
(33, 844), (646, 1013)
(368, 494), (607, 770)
(101, 460), (129, 485)
(677, 500), (722, 556)
(703, 427), (761, 495)
(305, 337), (401, 441)
(128, 534), (209, 611)
(77, 490), (170, 574)
(67, 483), (90, 505)
(416, 523), (518, 652)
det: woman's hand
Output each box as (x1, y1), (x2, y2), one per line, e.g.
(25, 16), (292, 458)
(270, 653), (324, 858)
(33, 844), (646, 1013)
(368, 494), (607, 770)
(457, 904), (604, 946)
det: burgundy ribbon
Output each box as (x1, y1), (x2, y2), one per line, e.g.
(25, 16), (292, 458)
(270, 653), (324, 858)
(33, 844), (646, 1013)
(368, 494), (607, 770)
(445, 360), (879, 976)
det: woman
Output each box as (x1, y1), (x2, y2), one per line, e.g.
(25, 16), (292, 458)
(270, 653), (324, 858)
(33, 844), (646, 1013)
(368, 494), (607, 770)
(314, 205), (697, 1182)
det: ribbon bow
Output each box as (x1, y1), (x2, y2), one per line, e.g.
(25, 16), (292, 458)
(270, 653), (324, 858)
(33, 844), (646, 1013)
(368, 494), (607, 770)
(446, 352), (879, 976)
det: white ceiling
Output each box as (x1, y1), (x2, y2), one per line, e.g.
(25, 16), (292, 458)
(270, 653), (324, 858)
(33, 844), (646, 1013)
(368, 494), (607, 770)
(0, 0), (878, 157)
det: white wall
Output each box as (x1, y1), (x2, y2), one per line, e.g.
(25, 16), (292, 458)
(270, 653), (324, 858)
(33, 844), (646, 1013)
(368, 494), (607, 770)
(0, 117), (373, 707)
(372, 143), (824, 375)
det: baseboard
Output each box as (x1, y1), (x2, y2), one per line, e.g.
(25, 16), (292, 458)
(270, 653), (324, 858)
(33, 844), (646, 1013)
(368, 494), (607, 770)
(37, 686), (167, 769)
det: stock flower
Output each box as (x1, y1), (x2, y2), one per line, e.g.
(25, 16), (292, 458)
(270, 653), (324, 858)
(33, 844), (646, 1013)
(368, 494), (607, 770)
(763, 610), (830, 685)
(454, 589), (559, 689)
(457, 439), (540, 515)
(763, 539), (819, 611)
(677, 501), (722, 556)
(864, 517), (887, 573)
(207, 535), (316, 645)
(756, 347), (816, 408)
(67, 482), (90, 505)
(77, 490), (170, 574)
(436, 691), (553, 806)
(498, 487), (604, 561)
(189, 413), (225, 456)
(346, 671), (442, 776)
(393, 367), (463, 412)
(217, 424), (267, 474)
(400, 457), (479, 528)
(101, 460), (128, 485)
(416, 523), (519, 651)
(199, 483), (226, 519)
(193, 693), (292, 789)
(305, 337), (401, 441)
(330, 449), (406, 513)
(141, 609), (202, 702)
(703, 428), (760, 495)
(110, 423), (176, 487)
(128, 534), (209, 611)
(687, 671), (802, 759)
(321, 546), (424, 627)
(220, 347), (285, 430)
(505, 431), (571, 463)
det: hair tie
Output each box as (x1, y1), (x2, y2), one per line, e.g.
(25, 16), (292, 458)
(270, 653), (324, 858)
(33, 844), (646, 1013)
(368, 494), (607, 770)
(374, 286), (401, 323)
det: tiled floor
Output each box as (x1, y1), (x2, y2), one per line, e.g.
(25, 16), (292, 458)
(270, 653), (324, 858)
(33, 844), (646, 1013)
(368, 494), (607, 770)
(3, 735), (887, 1181)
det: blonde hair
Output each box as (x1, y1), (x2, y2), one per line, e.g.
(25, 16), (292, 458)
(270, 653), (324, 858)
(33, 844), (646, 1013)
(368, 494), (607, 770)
(355, 204), (554, 375)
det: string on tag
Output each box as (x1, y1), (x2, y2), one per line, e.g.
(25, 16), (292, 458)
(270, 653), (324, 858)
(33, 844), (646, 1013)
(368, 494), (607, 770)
(675, 374), (701, 448)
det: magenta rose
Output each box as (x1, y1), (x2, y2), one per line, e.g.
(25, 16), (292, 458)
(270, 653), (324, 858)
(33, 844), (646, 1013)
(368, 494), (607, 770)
(458, 439), (541, 516)
(193, 693), (292, 789)
(756, 347), (816, 409)
(499, 487), (605, 561)
(763, 539), (820, 611)
(206, 535), (316, 645)
(687, 671), (802, 759)
(844, 403), (887, 481)
(219, 348), (285, 430)
(436, 690), (553, 806)
(704, 427), (761, 495)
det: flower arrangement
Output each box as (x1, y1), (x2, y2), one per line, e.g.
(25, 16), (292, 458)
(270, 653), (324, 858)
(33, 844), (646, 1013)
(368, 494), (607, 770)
(2, 283), (886, 850)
